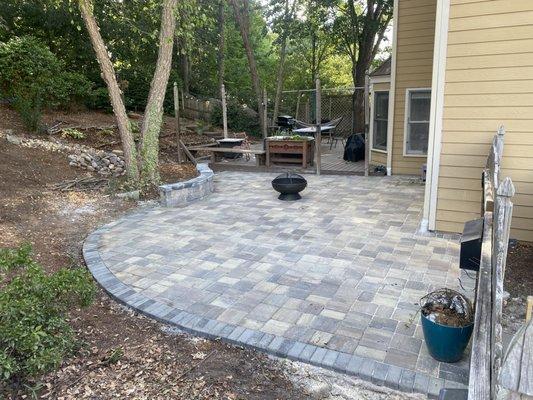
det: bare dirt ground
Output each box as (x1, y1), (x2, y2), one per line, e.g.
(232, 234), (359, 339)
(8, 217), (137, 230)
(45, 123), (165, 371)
(502, 241), (533, 335)
(0, 104), (213, 168)
(0, 107), (306, 399)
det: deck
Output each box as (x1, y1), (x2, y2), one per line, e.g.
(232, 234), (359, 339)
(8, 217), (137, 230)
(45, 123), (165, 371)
(210, 140), (365, 175)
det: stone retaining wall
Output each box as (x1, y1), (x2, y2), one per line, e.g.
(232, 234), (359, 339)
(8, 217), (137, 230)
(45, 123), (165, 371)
(158, 163), (214, 207)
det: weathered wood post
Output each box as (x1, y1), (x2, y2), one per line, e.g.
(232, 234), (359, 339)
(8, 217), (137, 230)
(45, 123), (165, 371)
(499, 318), (533, 399)
(221, 83), (228, 139)
(263, 87), (268, 138)
(527, 297), (533, 322)
(364, 71), (370, 177)
(173, 82), (182, 164)
(295, 90), (302, 120)
(315, 78), (321, 176)
(492, 177), (516, 398)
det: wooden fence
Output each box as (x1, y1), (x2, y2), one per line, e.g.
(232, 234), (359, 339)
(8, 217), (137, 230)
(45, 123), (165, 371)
(181, 93), (214, 122)
(467, 127), (532, 400)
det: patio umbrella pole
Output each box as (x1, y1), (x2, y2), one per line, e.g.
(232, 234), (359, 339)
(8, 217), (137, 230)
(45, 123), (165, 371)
(315, 78), (321, 176)
(364, 71), (370, 177)
(221, 83), (228, 139)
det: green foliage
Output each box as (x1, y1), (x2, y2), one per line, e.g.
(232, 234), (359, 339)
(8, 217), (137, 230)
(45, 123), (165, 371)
(0, 0), (390, 118)
(0, 36), (93, 130)
(211, 97), (260, 136)
(102, 347), (124, 365)
(0, 245), (96, 384)
(57, 71), (95, 107)
(87, 87), (111, 111)
(12, 96), (44, 133)
(61, 128), (85, 140)
(0, 243), (33, 273)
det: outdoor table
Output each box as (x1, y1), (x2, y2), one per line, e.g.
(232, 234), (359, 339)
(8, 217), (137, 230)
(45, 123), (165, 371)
(292, 125), (335, 137)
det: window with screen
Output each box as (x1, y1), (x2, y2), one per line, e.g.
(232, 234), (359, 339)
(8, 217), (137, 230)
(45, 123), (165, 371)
(372, 91), (389, 151)
(406, 89), (431, 155)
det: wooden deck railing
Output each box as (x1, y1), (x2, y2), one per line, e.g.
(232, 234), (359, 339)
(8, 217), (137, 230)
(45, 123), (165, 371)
(467, 127), (531, 400)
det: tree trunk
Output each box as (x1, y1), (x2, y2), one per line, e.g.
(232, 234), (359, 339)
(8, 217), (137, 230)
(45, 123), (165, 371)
(181, 54), (190, 94)
(139, 0), (178, 186)
(273, 0), (291, 123)
(345, 0), (393, 134)
(217, 0), (225, 91)
(78, 0), (139, 181)
(272, 38), (287, 123)
(230, 0), (266, 137)
(352, 67), (365, 134)
(311, 31), (317, 87)
(177, 39), (190, 94)
(352, 32), (374, 134)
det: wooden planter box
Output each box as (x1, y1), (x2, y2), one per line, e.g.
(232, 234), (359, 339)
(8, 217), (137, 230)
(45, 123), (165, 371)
(266, 138), (315, 168)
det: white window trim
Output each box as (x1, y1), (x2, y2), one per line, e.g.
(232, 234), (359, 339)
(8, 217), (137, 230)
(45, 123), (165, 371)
(370, 76), (391, 84)
(370, 89), (389, 154)
(386, 0), (399, 176)
(403, 88), (432, 157)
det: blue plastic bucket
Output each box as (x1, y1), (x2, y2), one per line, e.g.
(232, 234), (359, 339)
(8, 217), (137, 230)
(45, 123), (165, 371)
(421, 313), (473, 363)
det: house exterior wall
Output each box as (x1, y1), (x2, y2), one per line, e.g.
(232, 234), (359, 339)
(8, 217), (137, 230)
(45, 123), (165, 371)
(435, 0), (533, 241)
(370, 81), (390, 167)
(371, 150), (387, 166)
(391, 0), (437, 175)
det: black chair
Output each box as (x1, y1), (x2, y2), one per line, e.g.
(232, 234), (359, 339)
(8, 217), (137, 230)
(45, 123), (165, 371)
(327, 117), (344, 149)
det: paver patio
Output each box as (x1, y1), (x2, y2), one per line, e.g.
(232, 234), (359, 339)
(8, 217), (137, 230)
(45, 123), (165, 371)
(84, 171), (474, 397)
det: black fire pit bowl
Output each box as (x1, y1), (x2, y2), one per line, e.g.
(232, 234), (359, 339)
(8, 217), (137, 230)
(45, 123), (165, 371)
(272, 172), (307, 201)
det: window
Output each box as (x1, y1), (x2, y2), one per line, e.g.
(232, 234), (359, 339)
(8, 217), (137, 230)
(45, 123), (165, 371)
(372, 91), (389, 151)
(405, 89), (431, 155)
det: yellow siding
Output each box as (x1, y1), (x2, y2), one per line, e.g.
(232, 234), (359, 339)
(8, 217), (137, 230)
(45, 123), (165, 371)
(371, 150), (387, 166)
(391, 0), (436, 175)
(436, 0), (533, 241)
(372, 82), (390, 92)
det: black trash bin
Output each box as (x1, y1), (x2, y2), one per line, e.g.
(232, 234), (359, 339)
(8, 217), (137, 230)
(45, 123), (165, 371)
(343, 133), (365, 162)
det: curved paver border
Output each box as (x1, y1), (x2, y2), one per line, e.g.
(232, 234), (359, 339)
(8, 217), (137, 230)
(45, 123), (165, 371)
(158, 163), (214, 207)
(83, 214), (465, 399)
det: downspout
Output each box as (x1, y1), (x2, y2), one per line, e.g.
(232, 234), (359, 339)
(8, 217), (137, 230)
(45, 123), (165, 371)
(422, 0), (450, 232)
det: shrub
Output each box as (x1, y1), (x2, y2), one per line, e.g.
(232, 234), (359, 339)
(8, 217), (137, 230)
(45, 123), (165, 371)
(0, 244), (96, 384)
(210, 97), (260, 136)
(61, 128), (85, 140)
(0, 36), (93, 130)
(0, 243), (33, 273)
(87, 86), (112, 112)
(55, 71), (94, 109)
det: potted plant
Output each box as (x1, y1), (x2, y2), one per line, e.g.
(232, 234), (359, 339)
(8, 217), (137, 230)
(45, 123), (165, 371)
(420, 288), (474, 363)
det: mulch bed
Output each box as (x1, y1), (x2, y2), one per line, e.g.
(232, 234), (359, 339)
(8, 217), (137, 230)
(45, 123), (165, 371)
(502, 240), (533, 334)
(505, 240), (533, 299)
(40, 296), (304, 400)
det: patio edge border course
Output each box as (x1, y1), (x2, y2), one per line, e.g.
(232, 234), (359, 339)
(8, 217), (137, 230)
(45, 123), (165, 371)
(83, 220), (467, 399)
